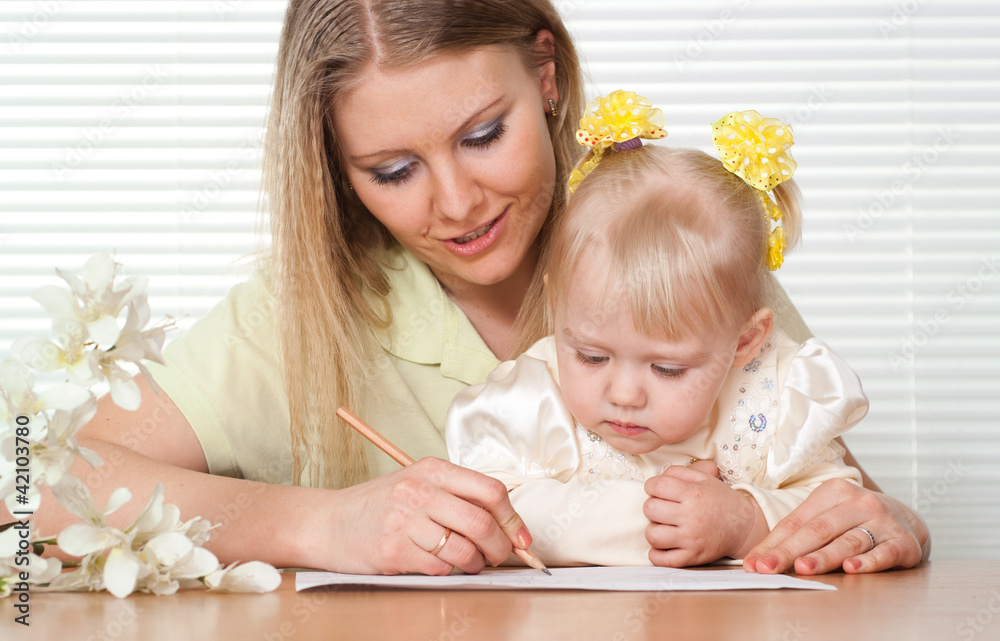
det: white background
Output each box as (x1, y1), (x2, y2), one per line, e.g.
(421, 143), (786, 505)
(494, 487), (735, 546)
(1, 0), (998, 559)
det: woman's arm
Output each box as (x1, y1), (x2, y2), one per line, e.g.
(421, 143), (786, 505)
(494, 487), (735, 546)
(742, 441), (930, 575)
(30, 375), (530, 576)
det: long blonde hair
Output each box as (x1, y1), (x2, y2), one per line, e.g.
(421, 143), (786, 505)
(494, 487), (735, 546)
(263, 0), (585, 489)
(545, 145), (802, 340)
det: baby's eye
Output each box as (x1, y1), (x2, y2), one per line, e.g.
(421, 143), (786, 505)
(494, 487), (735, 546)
(575, 351), (608, 366)
(652, 364), (685, 378)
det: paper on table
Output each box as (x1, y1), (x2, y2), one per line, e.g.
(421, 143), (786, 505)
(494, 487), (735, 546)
(295, 566), (835, 592)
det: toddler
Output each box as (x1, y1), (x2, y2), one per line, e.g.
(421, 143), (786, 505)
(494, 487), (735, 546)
(446, 93), (867, 567)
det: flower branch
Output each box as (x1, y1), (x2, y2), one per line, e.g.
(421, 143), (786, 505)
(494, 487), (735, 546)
(1, 252), (280, 598)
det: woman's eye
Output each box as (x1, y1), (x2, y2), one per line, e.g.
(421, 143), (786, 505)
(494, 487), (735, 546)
(652, 365), (685, 378)
(369, 161), (416, 186)
(464, 118), (507, 149)
(575, 351), (608, 366)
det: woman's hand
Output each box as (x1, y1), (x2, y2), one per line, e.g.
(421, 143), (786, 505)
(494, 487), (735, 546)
(643, 462), (769, 567)
(325, 457), (531, 576)
(742, 478), (929, 575)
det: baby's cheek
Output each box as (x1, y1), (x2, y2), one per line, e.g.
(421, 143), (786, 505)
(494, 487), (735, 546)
(561, 380), (597, 427)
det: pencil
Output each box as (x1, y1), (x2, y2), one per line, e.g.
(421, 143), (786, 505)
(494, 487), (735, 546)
(336, 406), (551, 575)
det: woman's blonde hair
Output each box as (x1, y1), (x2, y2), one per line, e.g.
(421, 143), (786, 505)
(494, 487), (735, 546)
(545, 145), (802, 340)
(263, 0), (585, 489)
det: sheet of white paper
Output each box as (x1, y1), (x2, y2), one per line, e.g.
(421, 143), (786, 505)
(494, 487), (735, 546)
(295, 566), (835, 592)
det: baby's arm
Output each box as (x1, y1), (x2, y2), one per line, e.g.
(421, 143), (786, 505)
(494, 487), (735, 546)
(644, 333), (868, 568)
(645, 456), (861, 566)
(643, 462), (771, 567)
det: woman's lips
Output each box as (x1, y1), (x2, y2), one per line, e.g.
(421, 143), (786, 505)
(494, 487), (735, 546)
(453, 218), (497, 244)
(441, 207), (508, 256)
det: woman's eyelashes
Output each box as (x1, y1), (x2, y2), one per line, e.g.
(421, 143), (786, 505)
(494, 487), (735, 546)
(367, 116), (508, 186)
(464, 116), (507, 149)
(370, 160), (416, 186)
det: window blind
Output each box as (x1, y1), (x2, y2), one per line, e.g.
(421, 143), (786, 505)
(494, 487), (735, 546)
(2, 0), (997, 560)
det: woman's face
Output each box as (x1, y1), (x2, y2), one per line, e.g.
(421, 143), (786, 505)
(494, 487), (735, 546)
(335, 44), (558, 291)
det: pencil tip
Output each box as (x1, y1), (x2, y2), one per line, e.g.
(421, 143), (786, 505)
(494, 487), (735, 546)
(542, 568), (552, 576)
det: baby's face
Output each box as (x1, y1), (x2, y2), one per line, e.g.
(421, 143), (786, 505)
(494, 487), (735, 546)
(553, 262), (742, 455)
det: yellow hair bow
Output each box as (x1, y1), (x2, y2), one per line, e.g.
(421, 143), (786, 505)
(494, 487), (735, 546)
(712, 110), (796, 270)
(568, 90), (667, 194)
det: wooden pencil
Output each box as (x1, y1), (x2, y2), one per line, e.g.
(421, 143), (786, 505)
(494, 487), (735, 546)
(336, 406), (551, 575)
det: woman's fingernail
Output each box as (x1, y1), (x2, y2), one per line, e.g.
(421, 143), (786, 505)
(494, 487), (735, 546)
(798, 556), (817, 572)
(760, 556), (777, 572)
(845, 558), (862, 572)
(516, 527), (532, 548)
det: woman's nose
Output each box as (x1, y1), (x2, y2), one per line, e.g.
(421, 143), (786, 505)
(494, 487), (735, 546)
(431, 160), (485, 222)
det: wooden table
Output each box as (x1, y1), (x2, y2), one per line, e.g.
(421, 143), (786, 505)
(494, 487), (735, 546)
(4, 561), (997, 640)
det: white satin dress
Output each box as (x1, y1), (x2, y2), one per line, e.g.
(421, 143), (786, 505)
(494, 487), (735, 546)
(445, 329), (868, 566)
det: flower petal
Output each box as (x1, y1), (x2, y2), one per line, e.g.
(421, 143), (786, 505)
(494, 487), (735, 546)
(144, 532), (194, 567)
(10, 336), (63, 372)
(58, 523), (115, 557)
(43, 566), (96, 592)
(66, 353), (102, 387)
(82, 252), (116, 292)
(31, 285), (77, 318)
(172, 546), (219, 579)
(129, 484), (165, 534)
(76, 445), (104, 468)
(206, 561), (282, 593)
(109, 375), (141, 411)
(146, 575), (179, 595)
(40, 382), (93, 412)
(0, 358), (34, 401)
(51, 475), (108, 524)
(104, 486), (134, 516)
(104, 546), (140, 598)
(87, 315), (123, 347)
(0, 524), (20, 557)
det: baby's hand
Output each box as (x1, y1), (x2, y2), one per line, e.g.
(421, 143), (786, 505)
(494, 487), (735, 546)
(685, 458), (721, 479)
(643, 464), (766, 567)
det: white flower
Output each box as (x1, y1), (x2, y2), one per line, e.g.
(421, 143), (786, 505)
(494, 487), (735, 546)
(204, 561), (282, 593)
(0, 523), (62, 594)
(11, 317), (102, 386)
(0, 358), (92, 423)
(55, 478), (140, 597)
(15, 253), (173, 411)
(32, 252), (147, 348)
(1, 397), (101, 513)
(53, 481), (230, 598)
(138, 534), (220, 595)
(1, 253), (281, 600)
(42, 555), (108, 593)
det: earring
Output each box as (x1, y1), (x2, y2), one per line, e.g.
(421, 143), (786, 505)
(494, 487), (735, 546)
(548, 99), (557, 118)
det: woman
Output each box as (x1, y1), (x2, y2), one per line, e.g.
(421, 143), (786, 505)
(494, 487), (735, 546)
(41, 0), (926, 576)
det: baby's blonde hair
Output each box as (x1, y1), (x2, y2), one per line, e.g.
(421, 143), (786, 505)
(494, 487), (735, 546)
(546, 145), (802, 339)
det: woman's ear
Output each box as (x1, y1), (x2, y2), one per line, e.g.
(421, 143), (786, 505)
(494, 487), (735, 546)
(732, 308), (774, 368)
(533, 29), (559, 107)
